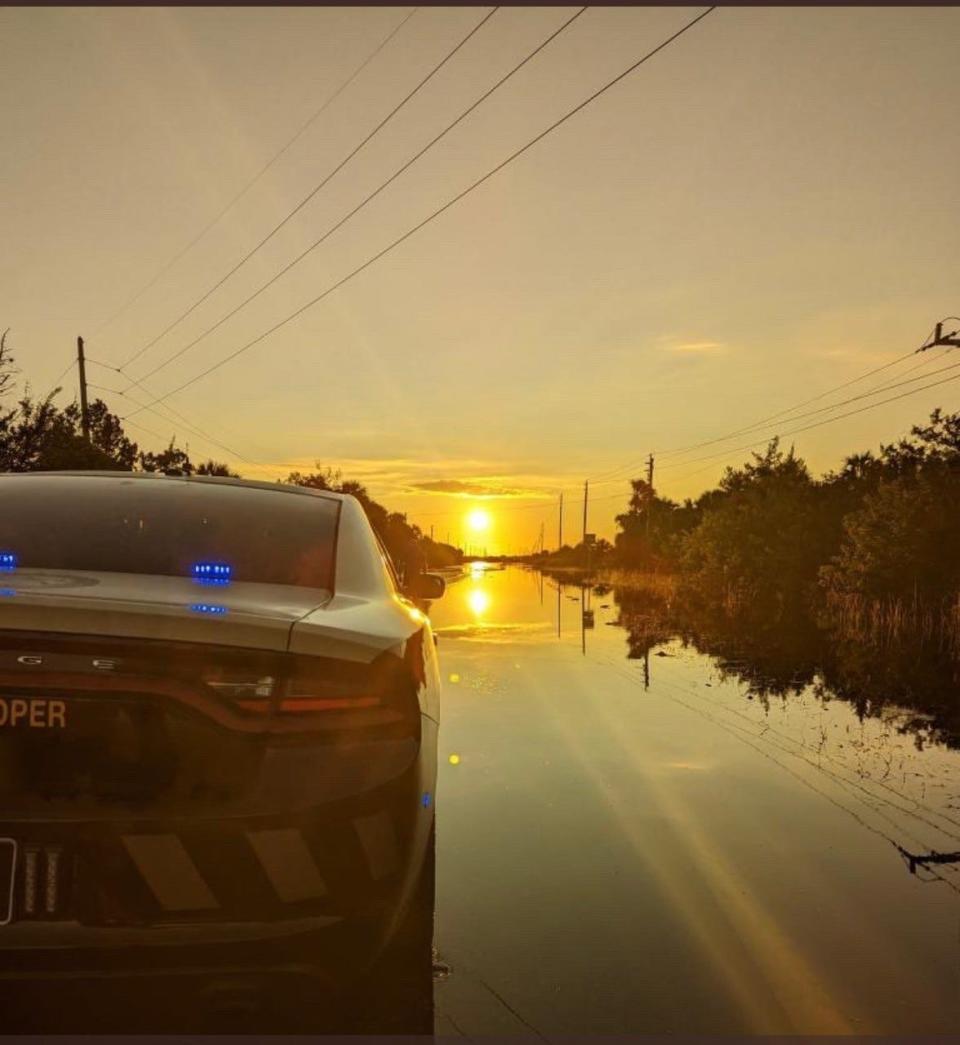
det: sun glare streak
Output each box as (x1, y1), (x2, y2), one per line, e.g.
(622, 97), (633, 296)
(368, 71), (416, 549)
(533, 667), (869, 1034)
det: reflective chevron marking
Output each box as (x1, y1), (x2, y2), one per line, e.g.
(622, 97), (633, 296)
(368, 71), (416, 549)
(353, 811), (400, 881)
(122, 834), (218, 911)
(246, 828), (328, 903)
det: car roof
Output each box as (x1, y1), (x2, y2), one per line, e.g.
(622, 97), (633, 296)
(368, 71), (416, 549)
(0, 470), (350, 503)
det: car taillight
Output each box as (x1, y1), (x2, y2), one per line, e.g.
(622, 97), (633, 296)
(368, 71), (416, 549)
(201, 652), (417, 729)
(205, 674), (276, 700)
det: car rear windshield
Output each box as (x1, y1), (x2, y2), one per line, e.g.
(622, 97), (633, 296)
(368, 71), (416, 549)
(0, 476), (340, 589)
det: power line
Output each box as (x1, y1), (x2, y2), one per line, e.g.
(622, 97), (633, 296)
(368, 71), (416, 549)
(720, 353), (960, 440)
(919, 319), (960, 351)
(47, 358), (76, 398)
(87, 382), (255, 464)
(124, 6), (717, 419)
(130, 6), (587, 387)
(592, 350), (958, 488)
(86, 355), (259, 462)
(588, 341), (933, 484)
(80, 394), (168, 443)
(658, 345), (925, 461)
(120, 415), (185, 445)
(117, 6), (499, 373)
(663, 368), (960, 484)
(412, 367), (960, 519)
(92, 8), (418, 344)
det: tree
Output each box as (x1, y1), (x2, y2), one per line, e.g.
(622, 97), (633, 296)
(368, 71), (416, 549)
(615, 479), (699, 570)
(820, 411), (960, 608)
(0, 393), (132, 472)
(820, 470), (960, 603)
(0, 329), (16, 401)
(195, 460), (241, 477)
(139, 440), (195, 475)
(678, 440), (823, 615)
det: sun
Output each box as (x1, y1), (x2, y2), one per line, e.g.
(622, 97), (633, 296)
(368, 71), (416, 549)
(466, 507), (491, 533)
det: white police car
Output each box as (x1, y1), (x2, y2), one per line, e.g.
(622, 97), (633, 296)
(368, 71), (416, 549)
(0, 471), (444, 1029)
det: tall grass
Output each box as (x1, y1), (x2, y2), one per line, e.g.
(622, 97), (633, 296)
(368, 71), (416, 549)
(593, 569), (678, 602)
(823, 590), (960, 656)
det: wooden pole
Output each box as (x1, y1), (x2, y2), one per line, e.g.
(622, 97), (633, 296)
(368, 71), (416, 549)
(77, 336), (90, 443)
(558, 492), (563, 549)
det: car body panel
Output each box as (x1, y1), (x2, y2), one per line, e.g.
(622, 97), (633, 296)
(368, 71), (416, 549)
(0, 570), (329, 652)
(0, 472), (442, 992)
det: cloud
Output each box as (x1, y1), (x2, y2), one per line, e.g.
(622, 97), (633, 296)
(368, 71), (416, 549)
(241, 456), (566, 503)
(408, 479), (535, 498)
(665, 340), (727, 355)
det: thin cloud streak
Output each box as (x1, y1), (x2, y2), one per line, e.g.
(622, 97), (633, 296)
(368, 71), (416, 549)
(665, 340), (728, 355)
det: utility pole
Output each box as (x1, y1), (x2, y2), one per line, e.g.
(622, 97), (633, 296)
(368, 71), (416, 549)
(582, 480), (588, 544)
(919, 321), (960, 351)
(558, 492), (563, 550)
(77, 336), (90, 444)
(582, 479), (591, 593)
(645, 454), (655, 539)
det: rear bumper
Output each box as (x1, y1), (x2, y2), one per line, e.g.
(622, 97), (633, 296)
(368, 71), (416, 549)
(0, 912), (377, 985)
(0, 716), (438, 983)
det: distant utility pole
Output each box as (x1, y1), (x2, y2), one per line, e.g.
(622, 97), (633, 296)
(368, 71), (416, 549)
(582, 479), (591, 579)
(919, 321), (960, 351)
(558, 492), (564, 550)
(645, 454), (655, 538)
(76, 336), (90, 443)
(582, 480), (589, 544)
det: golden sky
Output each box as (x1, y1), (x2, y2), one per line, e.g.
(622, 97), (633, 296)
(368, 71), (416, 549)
(3, 6), (958, 553)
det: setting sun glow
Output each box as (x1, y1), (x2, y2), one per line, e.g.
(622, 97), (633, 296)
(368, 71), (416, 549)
(466, 507), (491, 533)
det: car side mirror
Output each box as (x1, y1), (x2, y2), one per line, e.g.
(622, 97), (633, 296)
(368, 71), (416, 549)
(406, 573), (446, 600)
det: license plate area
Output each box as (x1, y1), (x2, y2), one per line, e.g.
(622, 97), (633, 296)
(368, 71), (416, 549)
(0, 839), (15, 925)
(0, 840), (71, 924)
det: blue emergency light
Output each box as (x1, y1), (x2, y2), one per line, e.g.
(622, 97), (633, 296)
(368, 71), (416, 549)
(191, 561), (232, 585)
(0, 553), (17, 573)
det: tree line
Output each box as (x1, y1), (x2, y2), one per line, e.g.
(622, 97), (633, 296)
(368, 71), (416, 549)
(536, 405), (960, 653)
(0, 333), (462, 578)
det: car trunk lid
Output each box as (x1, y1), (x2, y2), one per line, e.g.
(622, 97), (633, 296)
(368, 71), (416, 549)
(0, 569), (331, 652)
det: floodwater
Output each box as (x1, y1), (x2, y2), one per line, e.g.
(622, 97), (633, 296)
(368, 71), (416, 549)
(4, 562), (959, 1034)
(430, 564), (960, 1036)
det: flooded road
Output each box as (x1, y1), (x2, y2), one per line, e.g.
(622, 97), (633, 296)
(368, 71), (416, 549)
(430, 565), (960, 1035)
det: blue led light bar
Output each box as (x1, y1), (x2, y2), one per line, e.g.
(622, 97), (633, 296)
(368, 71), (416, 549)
(189, 603), (228, 616)
(0, 553), (17, 573)
(191, 562), (232, 585)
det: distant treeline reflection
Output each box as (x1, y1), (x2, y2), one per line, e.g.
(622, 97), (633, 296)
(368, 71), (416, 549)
(555, 576), (960, 750)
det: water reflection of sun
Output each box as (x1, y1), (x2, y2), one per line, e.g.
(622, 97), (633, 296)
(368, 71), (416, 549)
(468, 588), (490, 616)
